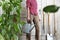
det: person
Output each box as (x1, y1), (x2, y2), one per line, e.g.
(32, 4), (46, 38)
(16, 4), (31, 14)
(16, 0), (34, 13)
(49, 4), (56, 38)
(26, 0), (40, 40)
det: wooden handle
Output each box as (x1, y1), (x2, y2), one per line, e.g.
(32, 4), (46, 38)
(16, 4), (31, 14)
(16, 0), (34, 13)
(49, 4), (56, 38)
(43, 12), (45, 33)
(54, 13), (56, 35)
(48, 13), (50, 34)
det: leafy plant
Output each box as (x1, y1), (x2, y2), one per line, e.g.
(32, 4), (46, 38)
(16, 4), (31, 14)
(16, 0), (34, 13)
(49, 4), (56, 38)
(0, 0), (25, 40)
(43, 5), (60, 13)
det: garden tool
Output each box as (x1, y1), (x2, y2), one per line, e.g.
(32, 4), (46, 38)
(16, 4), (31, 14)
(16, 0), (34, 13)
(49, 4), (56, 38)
(46, 13), (53, 40)
(54, 13), (56, 35)
(22, 22), (35, 33)
(43, 5), (60, 40)
(53, 0), (56, 37)
(43, 11), (45, 33)
(53, 11), (57, 40)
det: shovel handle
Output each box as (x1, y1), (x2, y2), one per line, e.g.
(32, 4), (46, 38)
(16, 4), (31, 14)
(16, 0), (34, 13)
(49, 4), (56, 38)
(48, 13), (50, 34)
(43, 12), (45, 33)
(54, 13), (57, 35)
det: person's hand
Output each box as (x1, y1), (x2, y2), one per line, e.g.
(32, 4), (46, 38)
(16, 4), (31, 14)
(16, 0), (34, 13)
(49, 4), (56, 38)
(27, 16), (31, 23)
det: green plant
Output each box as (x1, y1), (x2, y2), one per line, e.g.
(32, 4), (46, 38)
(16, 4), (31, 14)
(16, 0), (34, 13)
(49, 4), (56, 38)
(0, 0), (25, 40)
(43, 5), (60, 13)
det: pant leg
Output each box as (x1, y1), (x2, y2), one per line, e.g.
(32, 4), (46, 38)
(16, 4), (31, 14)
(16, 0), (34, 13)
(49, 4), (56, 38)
(33, 15), (40, 40)
(26, 33), (31, 40)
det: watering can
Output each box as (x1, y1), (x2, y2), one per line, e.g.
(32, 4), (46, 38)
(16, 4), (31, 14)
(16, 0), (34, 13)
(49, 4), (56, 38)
(22, 22), (35, 33)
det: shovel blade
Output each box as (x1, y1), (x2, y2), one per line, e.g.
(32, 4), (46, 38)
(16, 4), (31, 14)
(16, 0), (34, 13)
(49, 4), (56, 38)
(47, 34), (53, 40)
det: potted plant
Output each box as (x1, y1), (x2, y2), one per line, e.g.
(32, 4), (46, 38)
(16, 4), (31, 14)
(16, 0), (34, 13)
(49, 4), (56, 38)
(0, 0), (25, 40)
(43, 5), (60, 40)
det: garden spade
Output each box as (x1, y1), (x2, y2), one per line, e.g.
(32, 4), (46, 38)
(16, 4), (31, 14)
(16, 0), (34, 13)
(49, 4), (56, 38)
(46, 13), (53, 40)
(43, 11), (45, 33)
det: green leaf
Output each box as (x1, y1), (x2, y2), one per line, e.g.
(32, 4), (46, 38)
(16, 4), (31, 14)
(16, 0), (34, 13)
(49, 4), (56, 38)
(4, 34), (10, 40)
(8, 25), (11, 31)
(13, 24), (19, 32)
(17, 23), (23, 35)
(20, 0), (22, 2)
(0, 34), (4, 40)
(0, 2), (2, 6)
(0, 16), (2, 22)
(2, 0), (5, 1)
(1, 29), (6, 36)
(20, 21), (26, 26)
(13, 34), (18, 40)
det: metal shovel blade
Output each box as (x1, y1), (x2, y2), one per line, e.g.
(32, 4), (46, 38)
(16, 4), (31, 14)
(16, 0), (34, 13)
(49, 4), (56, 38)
(47, 34), (53, 40)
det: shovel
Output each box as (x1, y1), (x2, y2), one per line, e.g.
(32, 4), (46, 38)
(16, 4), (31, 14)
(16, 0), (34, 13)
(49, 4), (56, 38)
(46, 13), (53, 40)
(43, 11), (45, 33)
